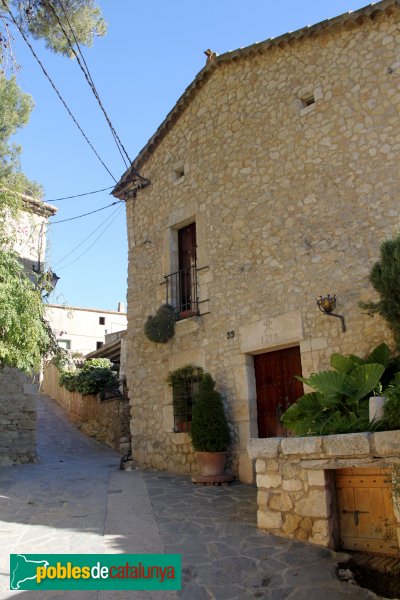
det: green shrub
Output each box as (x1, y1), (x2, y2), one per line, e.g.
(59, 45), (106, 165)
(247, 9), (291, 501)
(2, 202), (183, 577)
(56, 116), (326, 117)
(59, 370), (78, 392)
(360, 234), (400, 351)
(82, 358), (111, 370)
(145, 304), (177, 343)
(59, 359), (119, 396)
(190, 373), (230, 452)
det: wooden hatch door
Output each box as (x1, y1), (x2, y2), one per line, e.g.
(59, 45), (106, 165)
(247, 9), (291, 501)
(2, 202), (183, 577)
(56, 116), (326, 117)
(254, 346), (304, 438)
(335, 468), (399, 555)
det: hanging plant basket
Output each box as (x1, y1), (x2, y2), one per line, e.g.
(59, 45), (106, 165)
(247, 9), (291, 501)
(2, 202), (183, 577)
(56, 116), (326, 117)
(145, 304), (177, 343)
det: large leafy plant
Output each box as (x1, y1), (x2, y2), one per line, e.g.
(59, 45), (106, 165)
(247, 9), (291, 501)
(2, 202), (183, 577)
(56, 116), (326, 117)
(281, 344), (394, 436)
(60, 358), (119, 395)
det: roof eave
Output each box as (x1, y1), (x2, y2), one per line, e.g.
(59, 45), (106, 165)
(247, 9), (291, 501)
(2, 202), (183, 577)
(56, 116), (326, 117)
(112, 0), (400, 198)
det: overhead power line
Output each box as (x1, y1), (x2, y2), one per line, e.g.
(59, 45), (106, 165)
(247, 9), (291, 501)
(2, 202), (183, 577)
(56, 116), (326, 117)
(49, 201), (121, 224)
(56, 204), (124, 271)
(47, 186), (114, 202)
(54, 203), (124, 267)
(47, 0), (134, 172)
(2, 2), (117, 183)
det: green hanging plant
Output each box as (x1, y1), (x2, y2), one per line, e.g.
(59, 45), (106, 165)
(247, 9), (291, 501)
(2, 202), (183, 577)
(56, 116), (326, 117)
(145, 304), (177, 343)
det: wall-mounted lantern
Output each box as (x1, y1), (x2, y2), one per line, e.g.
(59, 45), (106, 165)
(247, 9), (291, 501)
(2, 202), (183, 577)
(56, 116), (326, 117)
(316, 294), (346, 332)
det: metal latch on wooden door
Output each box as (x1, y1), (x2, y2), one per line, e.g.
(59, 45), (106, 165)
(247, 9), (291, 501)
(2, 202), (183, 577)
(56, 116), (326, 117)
(342, 509), (370, 526)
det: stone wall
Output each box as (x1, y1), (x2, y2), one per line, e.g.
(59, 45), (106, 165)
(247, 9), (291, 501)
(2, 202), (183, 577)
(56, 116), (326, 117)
(120, 4), (400, 481)
(0, 367), (38, 466)
(42, 364), (131, 453)
(248, 432), (400, 548)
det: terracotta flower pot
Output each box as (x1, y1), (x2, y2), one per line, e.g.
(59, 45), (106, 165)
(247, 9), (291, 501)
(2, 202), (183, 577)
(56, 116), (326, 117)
(196, 451), (227, 476)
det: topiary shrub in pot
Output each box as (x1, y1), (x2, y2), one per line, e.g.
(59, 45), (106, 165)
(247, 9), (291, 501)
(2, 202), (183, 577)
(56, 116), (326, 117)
(190, 373), (232, 482)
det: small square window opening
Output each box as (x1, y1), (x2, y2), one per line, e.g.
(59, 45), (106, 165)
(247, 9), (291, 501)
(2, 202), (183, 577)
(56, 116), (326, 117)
(96, 341), (104, 349)
(303, 95), (315, 108)
(99, 316), (105, 325)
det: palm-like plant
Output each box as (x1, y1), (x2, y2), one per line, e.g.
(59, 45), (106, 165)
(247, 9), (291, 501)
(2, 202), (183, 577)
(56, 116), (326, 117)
(281, 344), (393, 436)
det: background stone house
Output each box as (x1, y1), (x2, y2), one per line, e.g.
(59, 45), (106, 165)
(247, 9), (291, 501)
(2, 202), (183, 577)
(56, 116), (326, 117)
(0, 194), (57, 465)
(113, 0), (400, 483)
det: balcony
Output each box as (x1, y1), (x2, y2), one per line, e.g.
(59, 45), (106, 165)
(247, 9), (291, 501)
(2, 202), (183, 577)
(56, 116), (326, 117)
(163, 265), (199, 320)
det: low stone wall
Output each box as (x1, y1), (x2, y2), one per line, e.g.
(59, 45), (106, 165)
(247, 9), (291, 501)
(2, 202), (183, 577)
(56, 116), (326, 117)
(42, 364), (131, 453)
(0, 367), (38, 465)
(248, 431), (400, 548)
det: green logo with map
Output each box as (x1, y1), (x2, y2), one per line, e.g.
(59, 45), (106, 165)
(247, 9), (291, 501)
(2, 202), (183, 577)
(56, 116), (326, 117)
(10, 553), (181, 590)
(10, 555), (50, 590)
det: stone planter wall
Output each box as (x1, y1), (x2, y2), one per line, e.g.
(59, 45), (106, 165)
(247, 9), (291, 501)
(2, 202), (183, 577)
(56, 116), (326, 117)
(248, 431), (400, 549)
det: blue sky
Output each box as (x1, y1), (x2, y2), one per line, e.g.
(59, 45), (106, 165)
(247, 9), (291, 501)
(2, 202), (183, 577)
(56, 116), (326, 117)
(13, 0), (369, 310)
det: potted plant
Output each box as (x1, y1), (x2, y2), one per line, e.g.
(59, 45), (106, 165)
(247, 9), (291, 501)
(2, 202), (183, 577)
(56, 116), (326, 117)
(190, 373), (233, 483)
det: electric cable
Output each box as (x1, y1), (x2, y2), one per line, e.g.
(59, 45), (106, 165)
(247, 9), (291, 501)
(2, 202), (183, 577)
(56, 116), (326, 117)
(2, 1), (117, 183)
(49, 201), (120, 224)
(47, 186), (114, 202)
(56, 204), (124, 271)
(47, 0), (134, 172)
(53, 204), (124, 267)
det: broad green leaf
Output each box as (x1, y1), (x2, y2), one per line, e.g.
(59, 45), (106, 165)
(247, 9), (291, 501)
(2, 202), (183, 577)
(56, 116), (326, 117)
(305, 370), (354, 396)
(330, 353), (358, 374)
(367, 343), (390, 367)
(319, 393), (347, 409)
(295, 392), (324, 411)
(295, 375), (313, 387)
(348, 354), (365, 366)
(282, 393), (323, 435)
(348, 363), (385, 401)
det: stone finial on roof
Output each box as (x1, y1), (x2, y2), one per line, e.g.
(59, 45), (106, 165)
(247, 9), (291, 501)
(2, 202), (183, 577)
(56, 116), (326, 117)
(204, 49), (218, 64)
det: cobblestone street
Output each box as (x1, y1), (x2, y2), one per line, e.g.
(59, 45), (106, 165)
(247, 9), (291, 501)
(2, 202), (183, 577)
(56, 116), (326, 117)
(0, 395), (381, 599)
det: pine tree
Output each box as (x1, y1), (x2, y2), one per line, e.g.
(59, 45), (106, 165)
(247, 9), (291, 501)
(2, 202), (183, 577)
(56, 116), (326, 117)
(361, 235), (400, 351)
(0, 0), (106, 371)
(1, 1), (106, 62)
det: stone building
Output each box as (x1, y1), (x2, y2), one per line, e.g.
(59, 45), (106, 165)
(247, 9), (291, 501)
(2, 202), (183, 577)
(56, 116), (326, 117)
(113, 0), (400, 483)
(0, 195), (57, 465)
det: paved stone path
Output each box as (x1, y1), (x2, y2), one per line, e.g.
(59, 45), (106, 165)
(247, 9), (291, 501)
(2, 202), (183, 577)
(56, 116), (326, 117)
(0, 395), (381, 599)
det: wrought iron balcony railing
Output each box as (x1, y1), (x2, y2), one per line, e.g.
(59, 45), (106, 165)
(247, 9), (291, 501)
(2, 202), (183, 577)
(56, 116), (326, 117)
(163, 265), (199, 319)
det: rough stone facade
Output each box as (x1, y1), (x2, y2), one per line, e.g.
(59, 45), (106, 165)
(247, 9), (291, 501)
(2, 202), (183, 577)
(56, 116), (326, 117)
(248, 432), (400, 549)
(114, 1), (400, 482)
(0, 368), (38, 465)
(0, 196), (56, 465)
(42, 364), (131, 453)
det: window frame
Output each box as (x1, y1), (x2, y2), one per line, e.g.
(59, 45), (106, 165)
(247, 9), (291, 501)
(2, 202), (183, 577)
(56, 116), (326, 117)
(171, 369), (203, 433)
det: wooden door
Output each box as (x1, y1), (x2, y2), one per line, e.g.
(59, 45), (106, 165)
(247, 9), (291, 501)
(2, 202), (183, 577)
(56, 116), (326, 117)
(335, 468), (399, 555)
(254, 346), (304, 438)
(178, 223), (196, 316)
